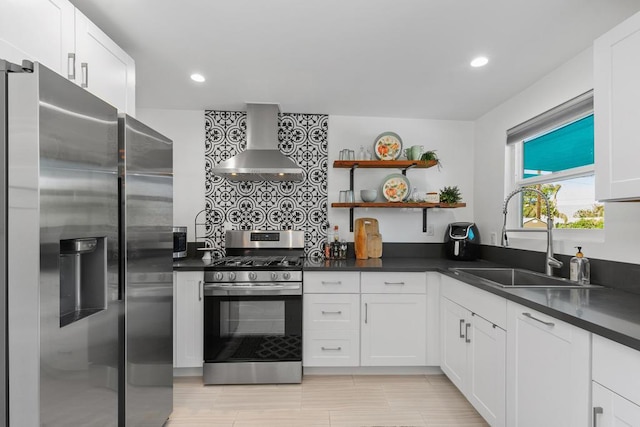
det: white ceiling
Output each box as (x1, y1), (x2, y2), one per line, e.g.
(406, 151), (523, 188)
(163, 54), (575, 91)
(70, 0), (640, 120)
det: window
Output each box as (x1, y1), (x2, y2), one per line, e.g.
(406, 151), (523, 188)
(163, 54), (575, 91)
(507, 90), (603, 230)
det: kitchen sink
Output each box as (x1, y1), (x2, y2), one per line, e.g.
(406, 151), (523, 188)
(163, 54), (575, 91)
(450, 267), (604, 289)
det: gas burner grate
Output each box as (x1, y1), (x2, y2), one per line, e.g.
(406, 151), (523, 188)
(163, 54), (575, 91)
(210, 255), (302, 268)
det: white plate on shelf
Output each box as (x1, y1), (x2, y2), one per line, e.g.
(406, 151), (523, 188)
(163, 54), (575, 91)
(373, 132), (402, 160)
(380, 173), (411, 202)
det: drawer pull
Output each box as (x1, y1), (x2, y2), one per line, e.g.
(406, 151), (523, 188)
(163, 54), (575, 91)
(384, 281), (405, 285)
(459, 319), (465, 338)
(321, 310), (342, 315)
(593, 407), (603, 427)
(321, 346), (342, 351)
(522, 312), (555, 327)
(321, 281), (342, 285)
(465, 323), (471, 343)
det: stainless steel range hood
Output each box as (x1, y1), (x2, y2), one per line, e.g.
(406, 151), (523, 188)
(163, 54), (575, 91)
(212, 103), (304, 181)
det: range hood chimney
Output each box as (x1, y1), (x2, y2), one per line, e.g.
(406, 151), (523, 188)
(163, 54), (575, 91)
(212, 103), (304, 181)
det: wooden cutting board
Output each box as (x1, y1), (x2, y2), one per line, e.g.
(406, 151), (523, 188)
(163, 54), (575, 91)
(359, 217), (379, 235)
(367, 233), (383, 258)
(354, 218), (379, 260)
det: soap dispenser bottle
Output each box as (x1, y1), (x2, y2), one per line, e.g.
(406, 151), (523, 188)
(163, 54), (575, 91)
(570, 246), (590, 284)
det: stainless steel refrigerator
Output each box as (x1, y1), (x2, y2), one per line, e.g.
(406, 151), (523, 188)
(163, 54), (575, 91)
(118, 114), (173, 426)
(5, 60), (121, 426)
(1, 60), (173, 426)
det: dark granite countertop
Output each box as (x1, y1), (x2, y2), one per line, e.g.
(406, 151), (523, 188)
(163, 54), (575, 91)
(174, 255), (640, 352)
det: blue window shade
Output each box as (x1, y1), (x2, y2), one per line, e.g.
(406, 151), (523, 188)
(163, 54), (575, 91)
(523, 115), (594, 179)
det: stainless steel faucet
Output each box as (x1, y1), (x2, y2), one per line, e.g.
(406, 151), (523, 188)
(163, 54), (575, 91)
(501, 187), (563, 276)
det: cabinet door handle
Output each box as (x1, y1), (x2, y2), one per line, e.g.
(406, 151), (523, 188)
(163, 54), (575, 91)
(321, 281), (342, 285)
(321, 310), (342, 315)
(465, 323), (471, 343)
(522, 312), (554, 327)
(459, 319), (465, 338)
(67, 53), (76, 80)
(593, 406), (603, 427)
(198, 280), (202, 301)
(384, 281), (405, 285)
(364, 303), (368, 324)
(321, 346), (342, 351)
(81, 62), (88, 88)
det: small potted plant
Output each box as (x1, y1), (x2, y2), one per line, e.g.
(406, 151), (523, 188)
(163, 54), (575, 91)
(439, 186), (462, 204)
(420, 150), (442, 170)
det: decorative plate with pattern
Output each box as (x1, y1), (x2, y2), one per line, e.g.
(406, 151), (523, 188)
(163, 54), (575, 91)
(373, 132), (402, 160)
(381, 174), (411, 202)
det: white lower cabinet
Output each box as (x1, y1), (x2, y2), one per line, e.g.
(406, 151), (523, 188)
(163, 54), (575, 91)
(303, 271), (360, 367)
(303, 293), (360, 366)
(593, 382), (640, 427)
(361, 272), (427, 366)
(173, 271), (204, 368)
(303, 271), (427, 367)
(440, 275), (506, 427)
(592, 334), (640, 426)
(506, 301), (590, 427)
(361, 293), (427, 366)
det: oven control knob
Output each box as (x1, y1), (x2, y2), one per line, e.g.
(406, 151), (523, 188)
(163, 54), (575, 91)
(271, 272), (278, 281)
(283, 272), (291, 280)
(228, 272), (236, 281)
(214, 272), (224, 281)
(249, 272), (257, 281)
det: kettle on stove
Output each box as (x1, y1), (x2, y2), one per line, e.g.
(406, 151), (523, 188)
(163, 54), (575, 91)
(444, 222), (480, 261)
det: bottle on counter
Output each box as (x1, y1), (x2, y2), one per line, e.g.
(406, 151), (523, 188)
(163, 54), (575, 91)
(332, 225), (340, 259)
(570, 246), (590, 284)
(325, 225), (334, 258)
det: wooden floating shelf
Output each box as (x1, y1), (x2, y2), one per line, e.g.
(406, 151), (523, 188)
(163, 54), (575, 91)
(331, 202), (466, 209)
(333, 160), (438, 169)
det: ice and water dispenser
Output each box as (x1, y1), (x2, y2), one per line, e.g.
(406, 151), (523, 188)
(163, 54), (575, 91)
(59, 237), (107, 327)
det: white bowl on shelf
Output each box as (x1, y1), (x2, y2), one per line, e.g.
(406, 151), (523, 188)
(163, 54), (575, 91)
(360, 189), (378, 202)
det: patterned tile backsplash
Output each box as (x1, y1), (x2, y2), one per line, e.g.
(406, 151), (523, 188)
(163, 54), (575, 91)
(203, 111), (328, 258)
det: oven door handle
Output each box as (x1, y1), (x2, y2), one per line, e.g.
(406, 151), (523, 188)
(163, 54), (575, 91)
(206, 283), (300, 290)
(203, 283), (302, 296)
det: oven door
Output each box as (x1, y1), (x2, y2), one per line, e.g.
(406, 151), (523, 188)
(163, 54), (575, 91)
(203, 283), (302, 364)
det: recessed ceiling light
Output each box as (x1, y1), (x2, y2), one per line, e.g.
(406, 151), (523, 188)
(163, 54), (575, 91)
(190, 73), (206, 82)
(470, 57), (489, 68)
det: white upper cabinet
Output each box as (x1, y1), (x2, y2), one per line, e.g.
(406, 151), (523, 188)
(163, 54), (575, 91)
(74, 9), (135, 115)
(595, 10), (640, 201)
(0, 0), (74, 74)
(0, 0), (135, 115)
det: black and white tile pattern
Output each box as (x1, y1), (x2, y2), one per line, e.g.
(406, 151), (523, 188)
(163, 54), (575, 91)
(204, 111), (328, 258)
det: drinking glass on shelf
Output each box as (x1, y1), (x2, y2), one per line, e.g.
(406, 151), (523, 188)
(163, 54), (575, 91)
(348, 150), (355, 161)
(345, 190), (354, 203)
(339, 191), (348, 203)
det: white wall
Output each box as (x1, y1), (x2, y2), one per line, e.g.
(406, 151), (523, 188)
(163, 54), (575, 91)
(136, 108), (205, 242)
(474, 47), (640, 264)
(329, 115), (475, 243)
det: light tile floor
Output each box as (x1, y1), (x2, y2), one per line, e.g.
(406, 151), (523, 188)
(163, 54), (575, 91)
(168, 374), (489, 426)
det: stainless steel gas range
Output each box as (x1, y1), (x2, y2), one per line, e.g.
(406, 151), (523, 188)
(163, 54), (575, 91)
(202, 230), (304, 385)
